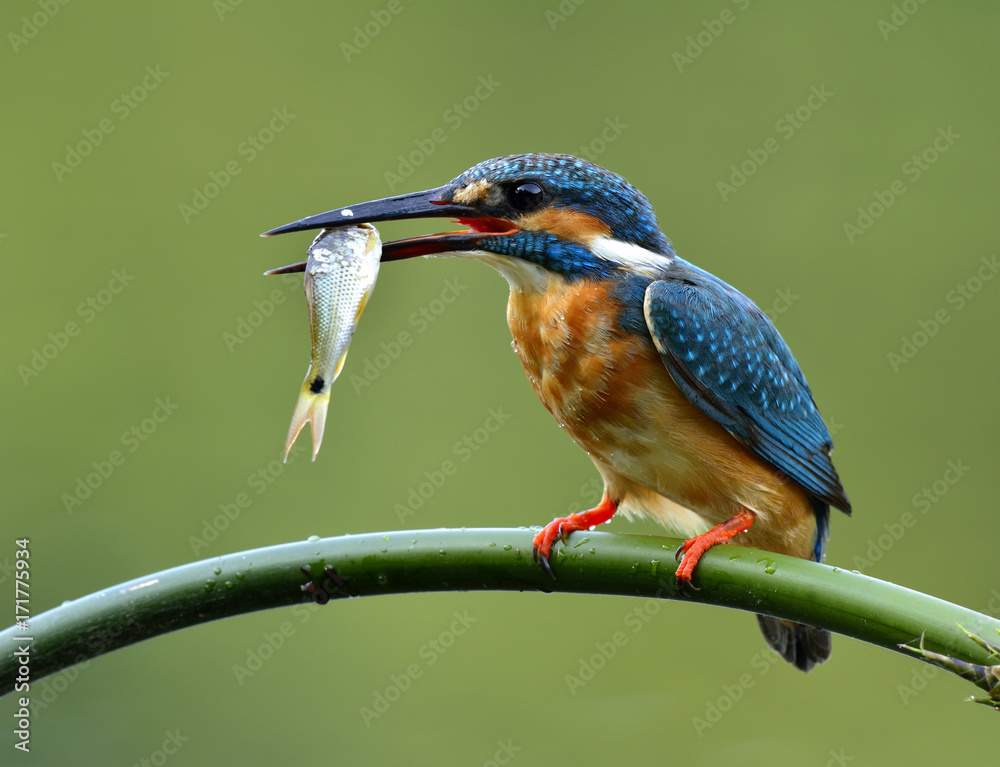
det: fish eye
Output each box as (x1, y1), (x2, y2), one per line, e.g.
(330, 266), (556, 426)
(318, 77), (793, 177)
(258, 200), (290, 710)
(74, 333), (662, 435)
(507, 181), (545, 213)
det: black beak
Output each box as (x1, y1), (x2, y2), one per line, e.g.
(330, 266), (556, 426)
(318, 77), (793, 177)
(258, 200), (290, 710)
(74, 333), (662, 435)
(261, 186), (515, 274)
(261, 187), (475, 237)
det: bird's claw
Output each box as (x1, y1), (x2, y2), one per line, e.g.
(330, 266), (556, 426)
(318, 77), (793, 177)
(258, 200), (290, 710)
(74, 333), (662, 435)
(674, 539), (693, 562)
(675, 575), (700, 597)
(533, 547), (556, 581)
(672, 510), (756, 597)
(531, 519), (574, 580)
(531, 501), (619, 581)
(677, 584), (697, 597)
(673, 547), (701, 596)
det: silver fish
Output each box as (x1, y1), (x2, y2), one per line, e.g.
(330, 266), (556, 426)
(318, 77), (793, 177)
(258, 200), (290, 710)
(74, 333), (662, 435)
(281, 224), (381, 460)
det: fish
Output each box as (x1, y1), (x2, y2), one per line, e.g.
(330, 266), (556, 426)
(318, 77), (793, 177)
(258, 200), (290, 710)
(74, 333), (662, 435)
(271, 223), (381, 461)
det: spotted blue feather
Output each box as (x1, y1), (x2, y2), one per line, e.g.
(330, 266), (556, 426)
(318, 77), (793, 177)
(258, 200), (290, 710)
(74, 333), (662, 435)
(644, 259), (851, 517)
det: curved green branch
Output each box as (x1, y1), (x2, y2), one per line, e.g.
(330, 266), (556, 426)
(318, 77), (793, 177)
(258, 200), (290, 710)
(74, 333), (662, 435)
(3, 528), (998, 699)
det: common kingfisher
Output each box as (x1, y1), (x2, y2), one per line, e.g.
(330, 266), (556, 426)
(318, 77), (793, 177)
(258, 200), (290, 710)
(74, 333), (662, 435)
(263, 153), (852, 672)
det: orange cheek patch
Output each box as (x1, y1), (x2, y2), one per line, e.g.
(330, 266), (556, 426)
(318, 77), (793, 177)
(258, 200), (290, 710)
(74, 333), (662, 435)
(518, 208), (611, 245)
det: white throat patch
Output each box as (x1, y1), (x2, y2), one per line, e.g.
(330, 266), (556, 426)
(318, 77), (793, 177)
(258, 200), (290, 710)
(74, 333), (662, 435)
(437, 250), (549, 294)
(590, 236), (673, 277)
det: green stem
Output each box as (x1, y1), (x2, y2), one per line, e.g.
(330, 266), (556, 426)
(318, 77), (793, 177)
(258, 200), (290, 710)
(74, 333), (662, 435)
(2, 528), (997, 697)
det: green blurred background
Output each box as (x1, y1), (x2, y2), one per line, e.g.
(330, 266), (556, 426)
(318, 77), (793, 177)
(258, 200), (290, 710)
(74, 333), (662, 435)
(3, 1), (999, 763)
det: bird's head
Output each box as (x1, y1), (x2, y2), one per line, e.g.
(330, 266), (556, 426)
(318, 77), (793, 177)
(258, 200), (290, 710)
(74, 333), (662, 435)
(263, 153), (674, 287)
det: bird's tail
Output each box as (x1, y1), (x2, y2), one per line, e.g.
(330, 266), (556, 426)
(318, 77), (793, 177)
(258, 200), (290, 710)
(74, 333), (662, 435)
(756, 499), (832, 672)
(284, 380), (331, 462)
(755, 615), (831, 673)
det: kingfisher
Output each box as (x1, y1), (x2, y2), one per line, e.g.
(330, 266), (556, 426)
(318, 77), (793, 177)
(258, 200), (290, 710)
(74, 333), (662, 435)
(263, 153), (851, 672)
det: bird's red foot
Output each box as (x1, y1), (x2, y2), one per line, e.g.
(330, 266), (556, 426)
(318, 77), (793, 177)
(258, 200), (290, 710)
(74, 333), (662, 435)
(674, 509), (756, 595)
(532, 496), (618, 579)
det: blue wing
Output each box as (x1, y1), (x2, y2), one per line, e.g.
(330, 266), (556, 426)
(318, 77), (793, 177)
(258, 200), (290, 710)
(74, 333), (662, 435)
(643, 263), (850, 515)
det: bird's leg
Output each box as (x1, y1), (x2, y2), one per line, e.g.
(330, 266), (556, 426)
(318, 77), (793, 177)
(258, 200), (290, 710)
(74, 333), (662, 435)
(674, 508), (756, 595)
(532, 495), (618, 579)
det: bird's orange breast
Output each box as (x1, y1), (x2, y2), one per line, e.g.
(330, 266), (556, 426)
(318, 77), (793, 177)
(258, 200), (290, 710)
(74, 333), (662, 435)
(507, 277), (658, 445)
(507, 277), (715, 487)
(505, 275), (818, 559)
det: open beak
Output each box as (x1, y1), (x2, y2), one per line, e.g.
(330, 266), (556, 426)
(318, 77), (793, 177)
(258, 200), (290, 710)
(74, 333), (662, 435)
(261, 186), (516, 274)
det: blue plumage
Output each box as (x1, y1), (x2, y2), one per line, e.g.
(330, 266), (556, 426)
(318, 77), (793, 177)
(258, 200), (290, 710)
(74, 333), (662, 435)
(644, 259), (851, 517)
(482, 230), (614, 281)
(453, 154), (672, 255)
(457, 154), (851, 528)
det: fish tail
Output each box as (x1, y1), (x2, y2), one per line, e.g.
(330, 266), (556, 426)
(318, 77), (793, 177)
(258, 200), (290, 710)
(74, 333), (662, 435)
(284, 381), (331, 462)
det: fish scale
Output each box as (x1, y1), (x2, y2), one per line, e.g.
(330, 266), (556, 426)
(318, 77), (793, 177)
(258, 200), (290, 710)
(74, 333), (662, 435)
(283, 224), (381, 460)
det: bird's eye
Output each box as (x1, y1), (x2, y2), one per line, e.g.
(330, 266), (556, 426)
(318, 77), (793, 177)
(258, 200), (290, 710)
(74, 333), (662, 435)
(507, 181), (544, 213)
